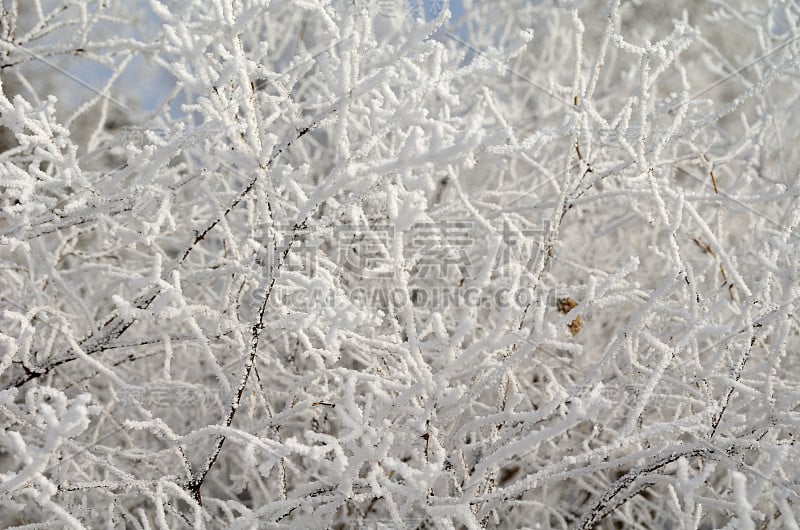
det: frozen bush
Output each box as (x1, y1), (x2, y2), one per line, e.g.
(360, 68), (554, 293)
(1, 0), (799, 528)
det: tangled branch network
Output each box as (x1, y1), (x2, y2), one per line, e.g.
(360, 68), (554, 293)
(1, 0), (799, 528)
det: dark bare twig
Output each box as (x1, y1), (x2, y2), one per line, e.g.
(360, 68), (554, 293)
(710, 330), (757, 438)
(186, 219), (307, 505)
(572, 445), (731, 530)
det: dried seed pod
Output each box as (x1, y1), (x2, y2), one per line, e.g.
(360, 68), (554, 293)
(557, 297), (582, 336)
(557, 297), (578, 314)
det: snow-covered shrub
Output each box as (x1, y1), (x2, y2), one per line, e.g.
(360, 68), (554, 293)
(1, 0), (799, 528)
